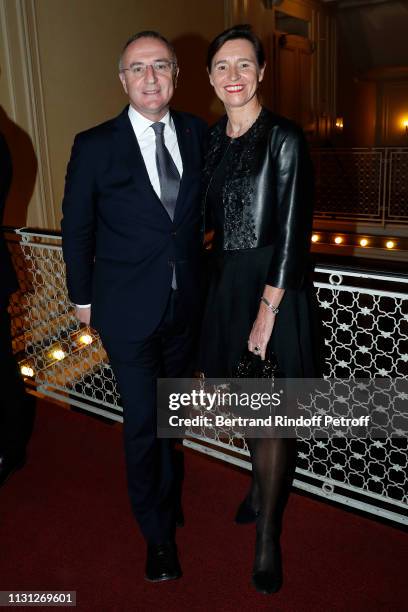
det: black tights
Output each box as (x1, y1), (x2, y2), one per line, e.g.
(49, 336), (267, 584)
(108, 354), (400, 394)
(247, 438), (297, 569)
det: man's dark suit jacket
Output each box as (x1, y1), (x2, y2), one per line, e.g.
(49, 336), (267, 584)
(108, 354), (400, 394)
(0, 133), (18, 306)
(61, 107), (207, 342)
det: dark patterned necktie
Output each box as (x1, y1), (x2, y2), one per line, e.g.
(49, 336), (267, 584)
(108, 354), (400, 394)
(150, 122), (180, 220)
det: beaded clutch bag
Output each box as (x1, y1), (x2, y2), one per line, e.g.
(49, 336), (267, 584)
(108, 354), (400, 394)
(233, 348), (281, 379)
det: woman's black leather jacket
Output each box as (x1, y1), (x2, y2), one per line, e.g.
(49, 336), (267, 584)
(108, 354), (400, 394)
(202, 107), (314, 290)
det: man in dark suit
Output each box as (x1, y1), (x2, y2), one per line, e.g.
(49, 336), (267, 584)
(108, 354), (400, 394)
(61, 31), (206, 582)
(0, 133), (30, 486)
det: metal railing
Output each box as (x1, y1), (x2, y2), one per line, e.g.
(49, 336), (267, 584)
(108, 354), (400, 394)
(6, 228), (408, 525)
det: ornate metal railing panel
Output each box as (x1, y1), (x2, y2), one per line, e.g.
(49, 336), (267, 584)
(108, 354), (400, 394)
(388, 149), (408, 222)
(312, 147), (408, 224)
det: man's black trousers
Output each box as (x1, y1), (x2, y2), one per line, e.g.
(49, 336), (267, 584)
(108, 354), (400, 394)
(101, 289), (195, 544)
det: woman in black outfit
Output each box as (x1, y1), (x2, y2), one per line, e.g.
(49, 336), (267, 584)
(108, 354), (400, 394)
(199, 25), (320, 594)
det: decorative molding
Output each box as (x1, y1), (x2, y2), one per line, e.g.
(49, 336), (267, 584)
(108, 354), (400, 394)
(0, 0), (57, 228)
(224, 0), (247, 25)
(311, 9), (318, 115)
(224, 0), (233, 27)
(330, 14), (337, 122)
(19, 0), (56, 229)
(0, 0), (17, 119)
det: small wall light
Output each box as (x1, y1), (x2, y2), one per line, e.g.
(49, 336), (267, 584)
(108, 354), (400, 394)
(311, 234), (320, 243)
(51, 349), (66, 361)
(20, 365), (35, 377)
(335, 117), (344, 130)
(79, 334), (93, 345)
(359, 238), (369, 247)
(385, 240), (395, 249)
(334, 236), (343, 245)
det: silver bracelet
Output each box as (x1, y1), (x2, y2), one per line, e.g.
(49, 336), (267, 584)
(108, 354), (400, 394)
(260, 296), (279, 315)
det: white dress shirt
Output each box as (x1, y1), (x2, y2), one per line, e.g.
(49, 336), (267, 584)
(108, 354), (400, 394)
(128, 105), (183, 198)
(76, 105), (183, 309)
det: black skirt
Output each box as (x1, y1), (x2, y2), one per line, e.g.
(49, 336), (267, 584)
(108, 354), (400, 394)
(199, 245), (322, 379)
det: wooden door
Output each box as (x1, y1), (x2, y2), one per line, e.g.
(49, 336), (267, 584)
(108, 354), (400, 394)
(273, 33), (314, 129)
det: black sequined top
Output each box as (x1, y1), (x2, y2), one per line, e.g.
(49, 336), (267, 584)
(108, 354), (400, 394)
(205, 133), (257, 251)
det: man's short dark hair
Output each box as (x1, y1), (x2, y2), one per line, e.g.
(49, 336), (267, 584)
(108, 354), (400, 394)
(119, 31), (177, 71)
(206, 24), (265, 71)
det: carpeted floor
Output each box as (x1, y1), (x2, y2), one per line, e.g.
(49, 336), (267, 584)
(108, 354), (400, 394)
(0, 398), (407, 611)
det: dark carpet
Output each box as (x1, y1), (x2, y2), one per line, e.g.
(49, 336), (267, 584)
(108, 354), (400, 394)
(0, 399), (407, 611)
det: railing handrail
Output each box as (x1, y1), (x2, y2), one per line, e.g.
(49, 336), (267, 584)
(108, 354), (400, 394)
(311, 146), (408, 152)
(2, 225), (61, 238)
(313, 263), (408, 282)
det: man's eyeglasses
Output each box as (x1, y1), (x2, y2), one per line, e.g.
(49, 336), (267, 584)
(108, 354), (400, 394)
(121, 61), (176, 77)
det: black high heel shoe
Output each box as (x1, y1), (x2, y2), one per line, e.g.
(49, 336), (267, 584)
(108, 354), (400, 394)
(234, 495), (260, 524)
(251, 532), (283, 594)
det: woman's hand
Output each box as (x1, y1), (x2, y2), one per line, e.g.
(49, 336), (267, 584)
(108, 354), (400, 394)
(248, 307), (276, 360)
(248, 285), (285, 360)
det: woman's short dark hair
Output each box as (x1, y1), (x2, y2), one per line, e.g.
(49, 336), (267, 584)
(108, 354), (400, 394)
(206, 24), (265, 71)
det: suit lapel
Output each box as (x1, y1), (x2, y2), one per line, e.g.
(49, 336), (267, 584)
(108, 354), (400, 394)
(112, 107), (195, 223)
(112, 107), (171, 223)
(172, 110), (193, 221)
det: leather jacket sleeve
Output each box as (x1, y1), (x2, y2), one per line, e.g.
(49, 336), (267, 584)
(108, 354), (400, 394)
(266, 127), (313, 289)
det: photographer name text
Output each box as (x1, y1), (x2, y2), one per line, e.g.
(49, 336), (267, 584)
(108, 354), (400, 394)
(168, 415), (371, 428)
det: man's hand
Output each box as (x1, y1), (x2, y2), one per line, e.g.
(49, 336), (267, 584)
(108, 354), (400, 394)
(75, 306), (91, 325)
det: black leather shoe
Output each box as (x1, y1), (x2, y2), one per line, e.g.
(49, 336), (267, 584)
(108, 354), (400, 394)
(234, 495), (259, 524)
(252, 536), (283, 594)
(0, 454), (26, 488)
(252, 568), (282, 595)
(145, 541), (182, 582)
